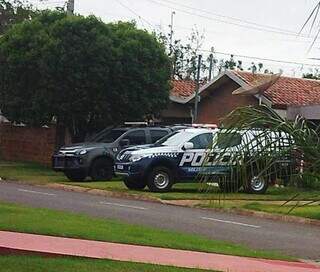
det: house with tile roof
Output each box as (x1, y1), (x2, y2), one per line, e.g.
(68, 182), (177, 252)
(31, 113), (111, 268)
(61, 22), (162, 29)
(161, 70), (320, 124)
(160, 79), (197, 124)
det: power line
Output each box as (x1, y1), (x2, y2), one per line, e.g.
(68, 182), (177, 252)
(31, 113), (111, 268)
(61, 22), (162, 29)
(111, 0), (319, 70)
(144, 0), (315, 38)
(109, 4), (317, 69)
(99, 11), (312, 45)
(155, 0), (300, 35)
(111, 1), (314, 44)
(116, 0), (155, 29)
(173, 24), (313, 44)
(199, 49), (320, 67)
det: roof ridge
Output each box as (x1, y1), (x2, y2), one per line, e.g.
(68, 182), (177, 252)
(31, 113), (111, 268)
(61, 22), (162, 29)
(233, 70), (320, 83)
(231, 70), (253, 85)
(172, 78), (197, 83)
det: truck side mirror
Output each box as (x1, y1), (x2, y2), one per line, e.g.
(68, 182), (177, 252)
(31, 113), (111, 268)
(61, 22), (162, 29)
(182, 142), (194, 150)
(120, 139), (130, 147)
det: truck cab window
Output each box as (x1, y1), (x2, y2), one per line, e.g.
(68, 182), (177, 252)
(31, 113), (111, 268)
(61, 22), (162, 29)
(123, 130), (146, 145)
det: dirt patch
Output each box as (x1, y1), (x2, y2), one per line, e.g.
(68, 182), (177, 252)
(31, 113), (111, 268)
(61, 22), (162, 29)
(43, 183), (159, 203)
(161, 199), (210, 207)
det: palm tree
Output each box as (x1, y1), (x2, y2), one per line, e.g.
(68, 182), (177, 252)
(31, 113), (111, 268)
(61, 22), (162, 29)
(200, 105), (320, 196)
(299, 1), (320, 52)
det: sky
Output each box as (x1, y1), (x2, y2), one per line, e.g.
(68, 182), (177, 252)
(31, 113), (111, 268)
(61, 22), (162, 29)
(33, 0), (320, 77)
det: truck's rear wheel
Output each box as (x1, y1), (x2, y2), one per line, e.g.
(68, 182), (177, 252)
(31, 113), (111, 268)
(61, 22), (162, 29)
(90, 158), (113, 181)
(244, 175), (268, 194)
(64, 170), (86, 182)
(123, 177), (146, 190)
(147, 166), (173, 192)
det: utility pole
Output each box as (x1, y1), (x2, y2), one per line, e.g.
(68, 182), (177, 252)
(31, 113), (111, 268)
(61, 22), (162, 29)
(194, 54), (202, 123)
(169, 11), (175, 55)
(67, 0), (74, 15)
(208, 53), (214, 81)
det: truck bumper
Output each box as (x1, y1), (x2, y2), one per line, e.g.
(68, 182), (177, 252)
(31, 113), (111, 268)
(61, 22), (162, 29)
(114, 162), (144, 179)
(52, 155), (87, 172)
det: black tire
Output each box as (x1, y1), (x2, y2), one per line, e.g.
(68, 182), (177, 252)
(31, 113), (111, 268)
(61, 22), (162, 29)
(90, 157), (113, 181)
(243, 174), (268, 194)
(147, 166), (174, 192)
(64, 171), (87, 182)
(123, 177), (146, 190)
(218, 181), (240, 193)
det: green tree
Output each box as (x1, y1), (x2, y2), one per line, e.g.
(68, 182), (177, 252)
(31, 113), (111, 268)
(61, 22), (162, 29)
(224, 54), (237, 70)
(303, 69), (320, 80)
(158, 27), (208, 80)
(0, 0), (36, 34)
(0, 11), (171, 145)
(106, 21), (171, 128)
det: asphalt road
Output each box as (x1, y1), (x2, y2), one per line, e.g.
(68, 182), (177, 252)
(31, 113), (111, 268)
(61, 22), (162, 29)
(0, 182), (319, 260)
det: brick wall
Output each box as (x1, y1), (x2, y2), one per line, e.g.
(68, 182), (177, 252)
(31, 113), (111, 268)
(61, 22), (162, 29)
(197, 80), (258, 124)
(0, 123), (57, 165)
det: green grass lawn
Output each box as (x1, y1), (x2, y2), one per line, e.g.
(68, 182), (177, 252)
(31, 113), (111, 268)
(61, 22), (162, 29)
(0, 256), (211, 272)
(197, 199), (320, 220)
(0, 202), (292, 261)
(0, 161), (66, 184)
(243, 202), (320, 220)
(1, 160), (319, 202)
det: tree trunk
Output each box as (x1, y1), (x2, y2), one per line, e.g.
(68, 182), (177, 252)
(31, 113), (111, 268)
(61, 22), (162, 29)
(70, 118), (88, 143)
(71, 129), (87, 143)
(55, 118), (66, 151)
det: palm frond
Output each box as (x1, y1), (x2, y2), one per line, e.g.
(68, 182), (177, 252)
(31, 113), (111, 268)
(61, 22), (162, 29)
(199, 105), (320, 209)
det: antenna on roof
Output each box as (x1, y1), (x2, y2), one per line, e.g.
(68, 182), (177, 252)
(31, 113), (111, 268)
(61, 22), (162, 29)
(232, 72), (282, 105)
(232, 73), (282, 96)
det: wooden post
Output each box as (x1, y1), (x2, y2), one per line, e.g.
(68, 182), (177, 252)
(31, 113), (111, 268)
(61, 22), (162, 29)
(194, 54), (202, 123)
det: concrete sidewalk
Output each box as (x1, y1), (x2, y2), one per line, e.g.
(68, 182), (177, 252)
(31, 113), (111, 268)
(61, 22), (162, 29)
(0, 231), (319, 272)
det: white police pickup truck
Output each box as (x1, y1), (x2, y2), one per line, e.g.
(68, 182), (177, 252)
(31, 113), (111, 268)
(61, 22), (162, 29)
(115, 127), (295, 193)
(115, 128), (219, 192)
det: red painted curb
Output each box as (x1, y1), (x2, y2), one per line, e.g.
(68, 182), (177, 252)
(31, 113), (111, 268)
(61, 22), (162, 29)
(0, 231), (320, 272)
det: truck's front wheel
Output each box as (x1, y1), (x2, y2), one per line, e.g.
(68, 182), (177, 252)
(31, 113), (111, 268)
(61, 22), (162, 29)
(90, 158), (113, 181)
(147, 166), (173, 192)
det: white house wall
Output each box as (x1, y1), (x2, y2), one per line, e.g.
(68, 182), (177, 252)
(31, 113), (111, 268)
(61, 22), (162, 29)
(274, 109), (287, 119)
(287, 105), (320, 120)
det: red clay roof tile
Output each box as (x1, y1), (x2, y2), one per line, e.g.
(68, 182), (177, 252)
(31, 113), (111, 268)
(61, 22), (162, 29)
(170, 79), (197, 98)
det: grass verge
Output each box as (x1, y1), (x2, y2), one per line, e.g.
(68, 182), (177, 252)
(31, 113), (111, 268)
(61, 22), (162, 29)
(1, 161), (319, 202)
(243, 202), (320, 220)
(0, 202), (292, 261)
(197, 199), (320, 221)
(0, 256), (210, 272)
